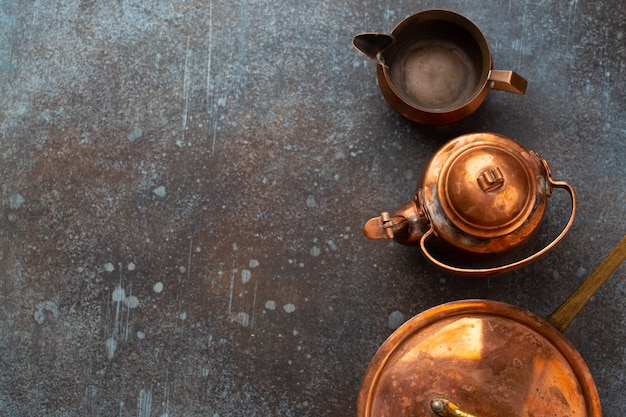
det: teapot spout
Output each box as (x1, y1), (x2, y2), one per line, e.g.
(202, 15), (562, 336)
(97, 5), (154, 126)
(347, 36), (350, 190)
(363, 213), (409, 240)
(363, 200), (427, 245)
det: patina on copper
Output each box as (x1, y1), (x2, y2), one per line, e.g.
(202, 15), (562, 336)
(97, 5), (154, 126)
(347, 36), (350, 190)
(363, 132), (576, 276)
(353, 9), (527, 125)
(357, 234), (626, 417)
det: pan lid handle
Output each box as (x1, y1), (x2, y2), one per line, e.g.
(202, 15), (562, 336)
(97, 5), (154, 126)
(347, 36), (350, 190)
(430, 397), (480, 417)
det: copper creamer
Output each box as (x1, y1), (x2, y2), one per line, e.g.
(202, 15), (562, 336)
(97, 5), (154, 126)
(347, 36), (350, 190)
(353, 9), (527, 125)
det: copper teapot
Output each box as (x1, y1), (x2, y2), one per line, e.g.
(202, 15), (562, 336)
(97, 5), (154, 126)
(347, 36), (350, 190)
(363, 132), (576, 276)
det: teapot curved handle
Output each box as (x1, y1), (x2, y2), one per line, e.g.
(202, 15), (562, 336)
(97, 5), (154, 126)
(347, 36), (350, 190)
(419, 177), (577, 277)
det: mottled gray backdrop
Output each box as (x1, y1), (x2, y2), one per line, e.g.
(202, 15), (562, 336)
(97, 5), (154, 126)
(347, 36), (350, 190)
(1, 0), (624, 416)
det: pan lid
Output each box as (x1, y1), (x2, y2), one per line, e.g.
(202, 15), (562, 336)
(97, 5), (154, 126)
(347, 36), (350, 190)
(357, 300), (601, 417)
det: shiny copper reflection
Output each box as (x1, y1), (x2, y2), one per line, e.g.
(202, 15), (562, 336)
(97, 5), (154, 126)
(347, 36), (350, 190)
(357, 301), (600, 417)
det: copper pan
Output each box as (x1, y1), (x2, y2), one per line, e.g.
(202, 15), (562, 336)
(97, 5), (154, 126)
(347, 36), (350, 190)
(357, 234), (626, 417)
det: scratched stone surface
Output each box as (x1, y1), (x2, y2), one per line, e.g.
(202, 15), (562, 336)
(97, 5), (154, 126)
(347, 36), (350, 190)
(0, 0), (625, 416)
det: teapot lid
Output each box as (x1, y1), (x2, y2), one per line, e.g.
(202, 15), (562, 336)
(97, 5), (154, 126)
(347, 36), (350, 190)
(436, 135), (538, 239)
(357, 300), (601, 417)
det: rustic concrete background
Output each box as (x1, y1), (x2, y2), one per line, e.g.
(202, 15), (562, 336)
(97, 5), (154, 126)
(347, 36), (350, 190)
(1, 0), (624, 416)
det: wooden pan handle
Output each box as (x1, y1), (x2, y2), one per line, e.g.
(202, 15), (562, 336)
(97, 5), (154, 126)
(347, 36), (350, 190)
(548, 233), (626, 333)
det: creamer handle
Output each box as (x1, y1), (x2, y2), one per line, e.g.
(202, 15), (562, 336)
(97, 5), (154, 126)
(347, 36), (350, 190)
(488, 69), (528, 94)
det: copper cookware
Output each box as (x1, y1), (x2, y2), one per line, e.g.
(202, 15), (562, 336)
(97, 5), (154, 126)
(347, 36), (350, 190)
(363, 132), (576, 276)
(357, 234), (626, 417)
(353, 9), (527, 125)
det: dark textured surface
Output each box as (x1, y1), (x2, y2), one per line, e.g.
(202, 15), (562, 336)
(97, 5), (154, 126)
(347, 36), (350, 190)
(1, 1), (624, 416)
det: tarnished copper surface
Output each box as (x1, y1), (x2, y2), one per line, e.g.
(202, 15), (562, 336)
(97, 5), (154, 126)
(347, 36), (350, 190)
(353, 9), (527, 125)
(436, 139), (537, 239)
(362, 133), (577, 276)
(357, 300), (601, 417)
(358, 234), (626, 417)
(421, 134), (550, 255)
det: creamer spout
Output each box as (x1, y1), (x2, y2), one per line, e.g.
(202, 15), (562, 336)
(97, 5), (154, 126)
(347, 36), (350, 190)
(352, 33), (394, 65)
